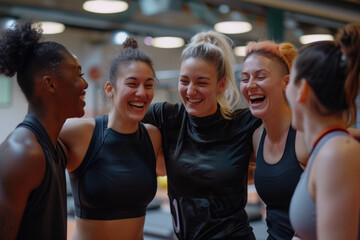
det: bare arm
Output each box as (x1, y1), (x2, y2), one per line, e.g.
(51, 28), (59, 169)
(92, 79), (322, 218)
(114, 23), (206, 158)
(145, 124), (166, 176)
(248, 125), (262, 184)
(0, 129), (46, 240)
(314, 138), (360, 240)
(59, 118), (94, 172)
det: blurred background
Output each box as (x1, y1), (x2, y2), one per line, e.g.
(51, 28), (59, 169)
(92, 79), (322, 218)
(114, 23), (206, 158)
(0, 0), (359, 239)
(0, 0), (360, 142)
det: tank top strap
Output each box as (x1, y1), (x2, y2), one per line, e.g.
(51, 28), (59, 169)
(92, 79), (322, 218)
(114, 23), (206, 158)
(256, 127), (267, 165)
(285, 126), (298, 165)
(70, 115), (108, 176)
(305, 130), (349, 176)
(17, 114), (57, 162)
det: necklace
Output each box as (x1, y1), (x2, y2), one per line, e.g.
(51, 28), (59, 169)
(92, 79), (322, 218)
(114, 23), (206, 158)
(310, 126), (348, 155)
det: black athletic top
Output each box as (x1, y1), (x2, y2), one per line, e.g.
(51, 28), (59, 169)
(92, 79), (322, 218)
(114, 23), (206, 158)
(16, 114), (67, 240)
(254, 126), (303, 240)
(143, 102), (261, 240)
(69, 115), (157, 220)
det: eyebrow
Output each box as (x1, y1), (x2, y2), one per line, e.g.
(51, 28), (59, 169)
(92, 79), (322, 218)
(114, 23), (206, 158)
(179, 75), (210, 80)
(241, 69), (268, 75)
(125, 77), (154, 81)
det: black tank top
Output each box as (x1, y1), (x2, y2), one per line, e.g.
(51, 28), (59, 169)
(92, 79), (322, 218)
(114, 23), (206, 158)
(69, 115), (157, 220)
(16, 114), (67, 240)
(144, 102), (261, 240)
(254, 126), (303, 240)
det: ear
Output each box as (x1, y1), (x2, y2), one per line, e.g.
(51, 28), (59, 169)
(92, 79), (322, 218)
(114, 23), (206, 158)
(217, 76), (226, 93)
(283, 75), (290, 91)
(104, 81), (113, 98)
(297, 79), (309, 103)
(42, 75), (56, 94)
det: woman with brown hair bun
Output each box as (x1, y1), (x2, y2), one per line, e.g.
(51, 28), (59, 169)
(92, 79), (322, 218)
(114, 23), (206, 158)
(60, 37), (163, 240)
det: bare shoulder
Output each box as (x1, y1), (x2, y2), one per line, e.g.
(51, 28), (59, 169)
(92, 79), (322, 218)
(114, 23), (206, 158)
(0, 128), (46, 195)
(144, 123), (161, 137)
(144, 123), (162, 148)
(316, 136), (360, 174)
(60, 118), (95, 146)
(295, 131), (309, 168)
(61, 117), (95, 136)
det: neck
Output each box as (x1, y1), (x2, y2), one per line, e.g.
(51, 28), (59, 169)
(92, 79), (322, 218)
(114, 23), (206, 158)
(302, 114), (346, 151)
(28, 105), (66, 147)
(108, 110), (138, 134)
(262, 104), (292, 142)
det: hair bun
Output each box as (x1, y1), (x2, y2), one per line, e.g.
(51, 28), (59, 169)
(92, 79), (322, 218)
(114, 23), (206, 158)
(122, 37), (138, 50)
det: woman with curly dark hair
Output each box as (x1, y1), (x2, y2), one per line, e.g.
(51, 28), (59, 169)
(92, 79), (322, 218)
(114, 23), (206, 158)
(0, 20), (88, 240)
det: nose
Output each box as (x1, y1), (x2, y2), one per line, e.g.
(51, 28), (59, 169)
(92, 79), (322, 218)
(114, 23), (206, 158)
(187, 82), (196, 96)
(136, 84), (146, 96)
(247, 77), (257, 89)
(82, 77), (89, 89)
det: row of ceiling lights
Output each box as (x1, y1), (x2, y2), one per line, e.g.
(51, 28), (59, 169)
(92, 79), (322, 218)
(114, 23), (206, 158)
(4, 0), (335, 56)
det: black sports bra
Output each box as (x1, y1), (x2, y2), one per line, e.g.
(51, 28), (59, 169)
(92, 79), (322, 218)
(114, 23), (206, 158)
(69, 115), (157, 220)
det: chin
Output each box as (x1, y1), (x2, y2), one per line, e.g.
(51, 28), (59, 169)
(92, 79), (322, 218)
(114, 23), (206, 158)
(249, 109), (265, 119)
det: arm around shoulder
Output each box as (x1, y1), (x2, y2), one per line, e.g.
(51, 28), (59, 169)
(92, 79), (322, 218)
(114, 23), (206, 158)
(59, 118), (95, 172)
(144, 123), (166, 176)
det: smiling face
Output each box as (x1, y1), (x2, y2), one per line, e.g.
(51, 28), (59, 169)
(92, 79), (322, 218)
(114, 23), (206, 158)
(56, 51), (88, 118)
(240, 54), (288, 120)
(108, 61), (154, 124)
(178, 57), (225, 117)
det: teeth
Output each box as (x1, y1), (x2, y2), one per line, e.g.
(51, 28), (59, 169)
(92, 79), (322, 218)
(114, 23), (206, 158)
(80, 95), (85, 100)
(187, 98), (202, 103)
(130, 102), (145, 107)
(249, 95), (264, 100)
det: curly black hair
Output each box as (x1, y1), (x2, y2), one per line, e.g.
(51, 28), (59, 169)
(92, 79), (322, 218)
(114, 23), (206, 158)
(0, 20), (68, 101)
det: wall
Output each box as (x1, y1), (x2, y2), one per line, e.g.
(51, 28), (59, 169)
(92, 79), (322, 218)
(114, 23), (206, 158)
(0, 27), (184, 142)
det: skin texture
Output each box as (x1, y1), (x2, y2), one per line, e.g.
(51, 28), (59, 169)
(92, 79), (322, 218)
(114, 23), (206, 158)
(240, 54), (308, 169)
(286, 65), (360, 240)
(241, 52), (308, 239)
(0, 51), (88, 240)
(178, 57), (226, 118)
(59, 61), (163, 240)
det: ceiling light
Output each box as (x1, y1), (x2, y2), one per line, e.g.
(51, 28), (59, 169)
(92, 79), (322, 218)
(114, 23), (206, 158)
(113, 31), (128, 44)
(214, 21), (252, 34)
(234, 46), (246, 57)
(40, 21), (65, 34)
(3, 19), (16, 30)
(152, 37), (185, 49)
(83, 0), (128, 14)
(144, 36), (153, 46)
(299, 34), (334, 44)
